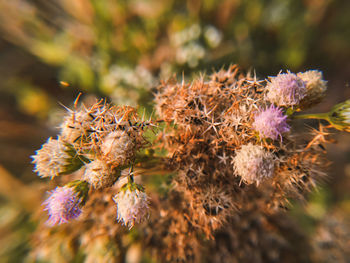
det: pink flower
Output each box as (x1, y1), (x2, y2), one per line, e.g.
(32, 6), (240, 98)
(267, 72), (306, 107)
(253, 105), (290, 140)
(43, 186), (82, 225)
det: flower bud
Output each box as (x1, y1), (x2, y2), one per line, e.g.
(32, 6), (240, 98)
(32, 137), (86, 179)
(101, 131), (136, 167)
(60, 108), (94, 145)
(233, 143), (275, 185)
(113, 183), (149, 229)
(83, 159), (119, 189)
(328, 100), (350, 132)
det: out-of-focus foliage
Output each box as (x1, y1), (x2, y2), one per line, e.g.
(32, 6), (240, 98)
(1, 0), (350, 113)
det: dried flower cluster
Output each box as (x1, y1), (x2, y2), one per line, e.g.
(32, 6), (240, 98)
(32, 100), (152, 227)
(149, 66), (330, 261)
(31, 66), (350, 262)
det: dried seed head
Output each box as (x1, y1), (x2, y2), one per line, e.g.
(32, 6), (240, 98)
(297, 70), (327, 109)
(233, 143), (275, 185)
(32, 137), (84, 178)
(267, 72), (306, 107)
(253, 105), (290, 140)
(83, 159), (117, 189)
(43, 186), (82, 225)
(113, 183), (149, 229)
(60, 108), (94, 145)
(101, 131), (136, 167)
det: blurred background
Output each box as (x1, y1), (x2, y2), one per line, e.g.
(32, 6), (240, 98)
(0, 0), (349, 262)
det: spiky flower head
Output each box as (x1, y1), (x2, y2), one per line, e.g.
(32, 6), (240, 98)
(60, 107), (94, 145)
(297, 70), (327, 109)
(83, 159), (118, 189)
(253, 105), (290, 140)
(267, 72), (306, 107)
(327, 100), (350, 132)
(113, 182), (149, 229)
(101, 131), (136, 167)
(32, 137), (85, 179)
(43, 182), (89, 225)
(233, 143), (275, 185)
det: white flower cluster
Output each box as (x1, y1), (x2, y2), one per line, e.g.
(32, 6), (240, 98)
(33, 101), (152, 228)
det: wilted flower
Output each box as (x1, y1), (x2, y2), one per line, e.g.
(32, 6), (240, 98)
(113, 183), (149, 229)
(32, 137), (85, 178)
(328, 100), (350, 132)
(233, 143), (275, 185)
(101, 131), (136, 167)
(83, 159), (118, 189)
(253, 105), (290, 140)
(267, 72), (306, 107)
(298, 70), (327, 109)
(43, 186), (83, 225)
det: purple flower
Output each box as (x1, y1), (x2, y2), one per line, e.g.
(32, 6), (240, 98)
(43, 186), (82, 225)
(253, 105), (290, 140)
(267, 72), (306, 107)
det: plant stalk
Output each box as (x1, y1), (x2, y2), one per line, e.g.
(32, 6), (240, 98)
(292, 112), (330, 121)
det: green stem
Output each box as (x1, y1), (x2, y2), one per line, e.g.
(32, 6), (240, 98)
(128, 175), (134, 184)
(292, 112), (330, 121)
(128, 163), (134, 184)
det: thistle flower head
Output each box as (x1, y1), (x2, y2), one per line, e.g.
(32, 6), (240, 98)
(253, 105), (290, 140)
(43, 186), (82, 225)
(297, 70), (327, 109)
(233, 143), (275, 185)
(101, 131), (136, 167)
(113, 183), (149, 229)
(83, 159), (118, 189)
(32, 137), (84, 178)
(267, 72), (306, 107)
(328, 100), (350, 132)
